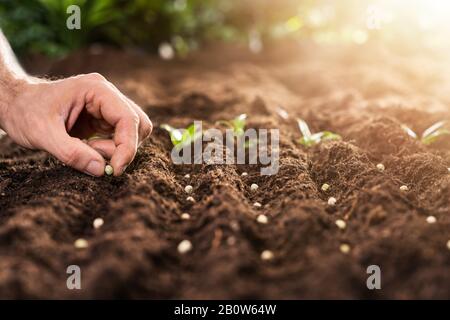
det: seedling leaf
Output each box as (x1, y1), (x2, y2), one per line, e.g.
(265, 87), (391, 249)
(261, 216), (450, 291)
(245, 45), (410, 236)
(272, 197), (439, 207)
(422, 121), (446, 139)
(401, 125), (417, 139)
(297, 118), (312, 138)
(217, 114), (247, 136)
(297, 119), (340, 147)
(161, 123), (201, 149)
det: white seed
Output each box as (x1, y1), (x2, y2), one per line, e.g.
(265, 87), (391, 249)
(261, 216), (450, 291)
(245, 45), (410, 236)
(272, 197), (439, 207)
(335, 219), (346, 229)
(241, 172), (248, 177)
(446, 240), (450, 250)
(74, 238), (88, 249)
(376, 163), (385, 172)
(400, 185), (409, 191)
(181, 213), (190, 220)
(177, 239), (192, 254)
(261, 250), (274, 261)
(321, 183), (330, 191)
(340, 243), (351, 254)
(250, 183), (259, 191)
(426, 215), (437, 224)
(328, 197), (337, 206)
(186, 196), (195, 203)
(184, 174), (190, 179)
(253, 202), (262, 208)
(184, 185), (193, 194)
(448, 168), (450, 173)
(93, 218), (104, 229)
(104, 165), (114, 176)
(256, 214), (268, 224)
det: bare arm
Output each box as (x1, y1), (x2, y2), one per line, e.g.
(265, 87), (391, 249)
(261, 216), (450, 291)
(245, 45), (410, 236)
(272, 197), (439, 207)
(0, 29), (152, 176)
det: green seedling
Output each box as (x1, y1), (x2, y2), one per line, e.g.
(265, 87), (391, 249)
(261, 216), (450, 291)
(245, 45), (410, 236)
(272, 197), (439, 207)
(161, 123), (202, 149)
(297, 118), (341, 147)
(216, 113), (247, 136)
(401, 121), (450, 145)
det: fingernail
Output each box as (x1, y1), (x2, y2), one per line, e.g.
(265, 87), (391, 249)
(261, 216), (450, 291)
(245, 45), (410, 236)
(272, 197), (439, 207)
(85, 160), (104, 176)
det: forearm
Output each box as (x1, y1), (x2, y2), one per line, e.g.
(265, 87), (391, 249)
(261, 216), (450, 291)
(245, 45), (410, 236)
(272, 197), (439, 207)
(0, 29), (30, 129)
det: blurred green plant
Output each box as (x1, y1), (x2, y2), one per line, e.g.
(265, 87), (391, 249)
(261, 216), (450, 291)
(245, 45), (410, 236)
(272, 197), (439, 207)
(402, 121), (450, 145)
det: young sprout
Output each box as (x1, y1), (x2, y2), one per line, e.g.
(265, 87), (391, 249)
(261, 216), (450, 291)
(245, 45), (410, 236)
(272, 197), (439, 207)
(297, 118), (341, 147)
(104, 165), (114, 176)
(401, 121), (450, 145)
(216, 114), (247, 136)
(161, 123), (202, 149)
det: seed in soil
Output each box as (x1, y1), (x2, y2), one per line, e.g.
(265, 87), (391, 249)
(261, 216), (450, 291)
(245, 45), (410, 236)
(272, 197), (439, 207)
(104, 165), (114, 176)
(321, 183), (330, 191)
(177, 240), (192, 254)
(241, 172), (248, 177)
(328, 197), (337, 206)
(400, 185), (409, 191)
(184, 174), (190, 179)
(261, 250), (274, 261)
(93, 218), (104, 229)
(335, 219), (346, 229)
(256, 214), (268, 224)
(426, 215), (437, 224)
(448, 168), (450, 173)
(447, 240), (450, 250)
(339, 243), (351, 254)
(250, 183), (259, 191)
(184, 185), (193, 194)
(186, 196), (195, 203)
(253, 202), (262, 208)
(376, 163), (385, 172)
(181, 213), (190, 220)
(74, 238), (88, 249)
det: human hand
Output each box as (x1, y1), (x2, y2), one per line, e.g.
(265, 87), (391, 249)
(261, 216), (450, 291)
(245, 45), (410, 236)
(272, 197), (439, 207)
(0, 73), (152, 176)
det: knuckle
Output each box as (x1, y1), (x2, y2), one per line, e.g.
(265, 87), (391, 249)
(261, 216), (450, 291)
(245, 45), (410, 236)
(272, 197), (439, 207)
(61, 143), (82, 167)
(87, 72), (106, 82)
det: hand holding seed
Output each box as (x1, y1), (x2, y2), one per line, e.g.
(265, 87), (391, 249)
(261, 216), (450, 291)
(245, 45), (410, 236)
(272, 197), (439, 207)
(0, 73), (152, 176)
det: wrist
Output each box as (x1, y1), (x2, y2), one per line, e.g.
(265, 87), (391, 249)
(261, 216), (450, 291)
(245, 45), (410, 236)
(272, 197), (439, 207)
(0, 76), (32, 130)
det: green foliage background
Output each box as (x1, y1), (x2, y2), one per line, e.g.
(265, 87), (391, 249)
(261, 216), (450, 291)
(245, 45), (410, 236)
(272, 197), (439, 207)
(0, 0), (439, 57)
(0, 0), (331, 57)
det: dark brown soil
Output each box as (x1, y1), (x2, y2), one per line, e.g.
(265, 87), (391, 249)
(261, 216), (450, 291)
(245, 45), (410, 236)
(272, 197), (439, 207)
(1, 42), (450, 299)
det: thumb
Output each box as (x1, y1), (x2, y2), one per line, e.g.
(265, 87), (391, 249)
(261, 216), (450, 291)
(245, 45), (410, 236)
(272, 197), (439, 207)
(44, 128), (106, 176)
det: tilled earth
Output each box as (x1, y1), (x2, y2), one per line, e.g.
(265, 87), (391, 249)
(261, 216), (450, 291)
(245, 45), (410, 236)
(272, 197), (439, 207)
(0, 42), (449, 298)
